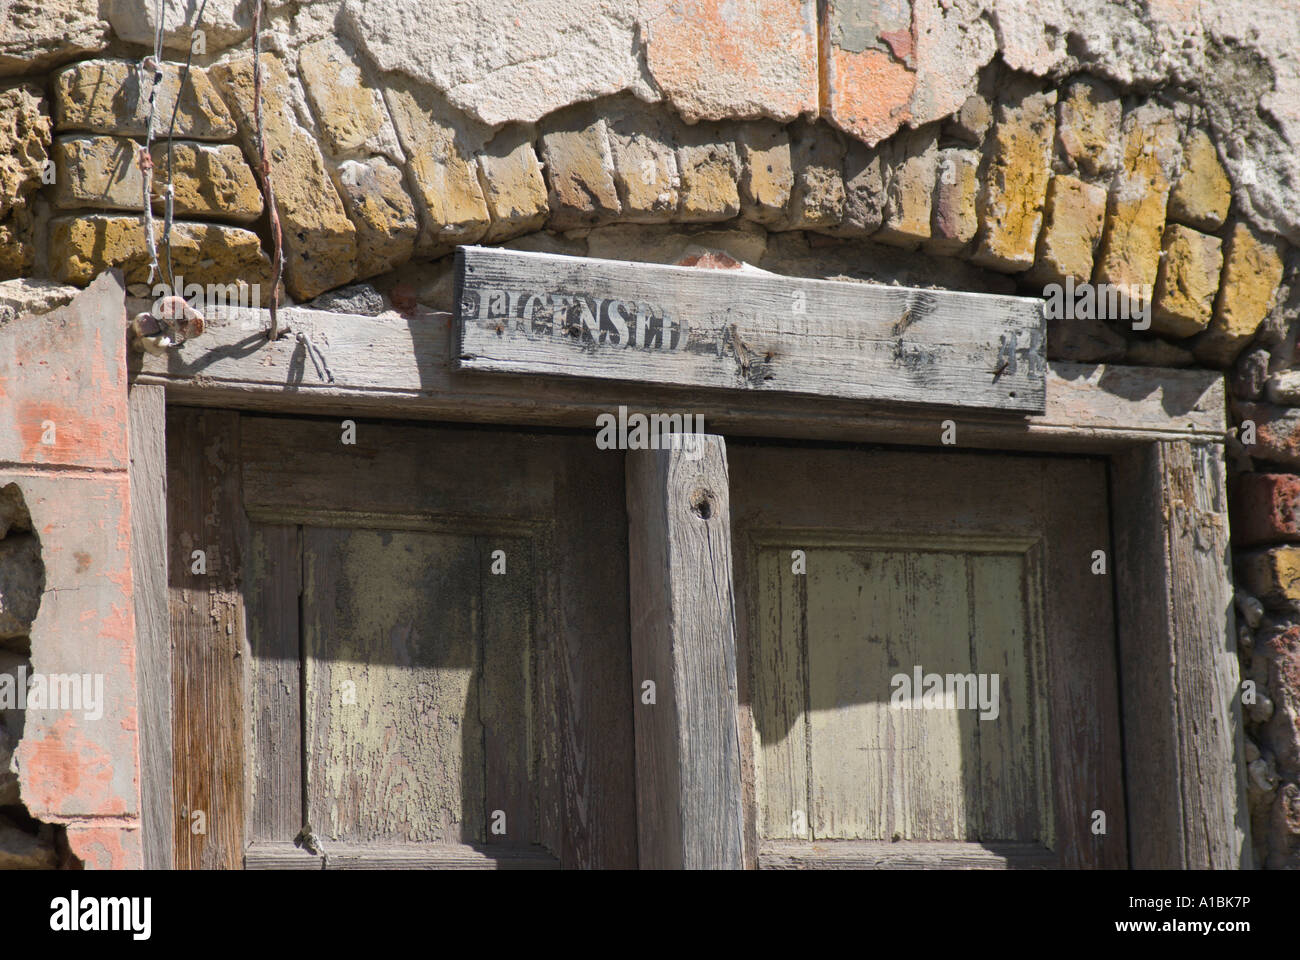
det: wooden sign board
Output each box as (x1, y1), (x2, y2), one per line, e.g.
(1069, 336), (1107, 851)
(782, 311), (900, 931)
(454, 247), (1047, 414)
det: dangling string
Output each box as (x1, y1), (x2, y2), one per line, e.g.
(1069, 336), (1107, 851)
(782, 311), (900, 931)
(251, 0), (285, 341)
(161, 0), (212, 290)
(138, 0), (167, 287)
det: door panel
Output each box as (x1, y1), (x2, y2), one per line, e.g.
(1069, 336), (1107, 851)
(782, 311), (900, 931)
(301, 527), (530, 848)
(170, 410), (638, 869)
(730, 444), (1126, 869)
(754, 544), (1049, 845)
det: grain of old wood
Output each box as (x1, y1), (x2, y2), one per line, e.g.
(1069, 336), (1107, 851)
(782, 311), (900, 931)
(627, 435), (745, 869)
(129, 383), (171, 869)
(1111, 441), (1249, 868)
(752, 547), (1046, 844)
(1039, 459), (1128, 868)
(454, 247), (1046, 413)
(243, 840), (557, 869)
(245, 524), (302, 844)
(167, 408), (247, 870)
(131, 299), (1224, 453)
(729, 445), (1123, 868)
(303, 526), (490, 844)
(238, 417), (637, 868)
(758, 840), (1056, 869)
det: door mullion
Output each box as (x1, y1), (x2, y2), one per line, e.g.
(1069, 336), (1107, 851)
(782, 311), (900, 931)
(626, 434), (745, 869)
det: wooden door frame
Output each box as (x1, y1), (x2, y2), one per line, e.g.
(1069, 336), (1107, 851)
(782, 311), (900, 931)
(128, 299), (1251, 869)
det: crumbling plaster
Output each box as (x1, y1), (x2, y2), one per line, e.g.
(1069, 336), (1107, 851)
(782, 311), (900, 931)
(329, 0), (1300, 243)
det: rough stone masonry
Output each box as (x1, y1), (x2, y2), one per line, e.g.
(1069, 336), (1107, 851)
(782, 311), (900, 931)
(0, 0), (1299, 868)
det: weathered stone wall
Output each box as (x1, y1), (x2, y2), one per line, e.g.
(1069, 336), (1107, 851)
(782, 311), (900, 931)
(2, 0), (1299, 867)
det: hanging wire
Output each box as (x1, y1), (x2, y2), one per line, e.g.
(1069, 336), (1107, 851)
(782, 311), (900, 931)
(251, 0), (286, 341)
(297, 331), (334, 383)
(161, 0), (212, 289)
(138, 0), (168, 288)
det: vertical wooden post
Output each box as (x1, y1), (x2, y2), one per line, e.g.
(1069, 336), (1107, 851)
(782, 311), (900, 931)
(626, 434), (745, 869)
(168, 408), (248, 869)
(128, 383), (172, 869)
(1111, 440), (1251, 868)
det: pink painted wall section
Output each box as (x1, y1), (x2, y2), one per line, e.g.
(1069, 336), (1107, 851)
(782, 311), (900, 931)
(0, 270), (143, 869)
(820, 0), (996, 146)
(64, 822), (141, 870)
(643, 0), (820, 122)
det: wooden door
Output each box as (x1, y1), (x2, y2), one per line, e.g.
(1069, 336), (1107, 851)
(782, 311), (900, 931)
(728, 443), (1127, 869)
(168, 410), (637, 869)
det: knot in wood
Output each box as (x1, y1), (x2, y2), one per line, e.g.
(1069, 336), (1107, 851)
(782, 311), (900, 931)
(689, 487), (714, 520)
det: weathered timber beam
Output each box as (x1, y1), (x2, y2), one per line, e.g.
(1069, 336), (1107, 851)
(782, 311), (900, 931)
(128, 382), (172, 869)
(129, 301), (1226, 453)
(454, 246), (1047, 414)
(626, 435), (745, 869)
(1111, 440), (1251, 868)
